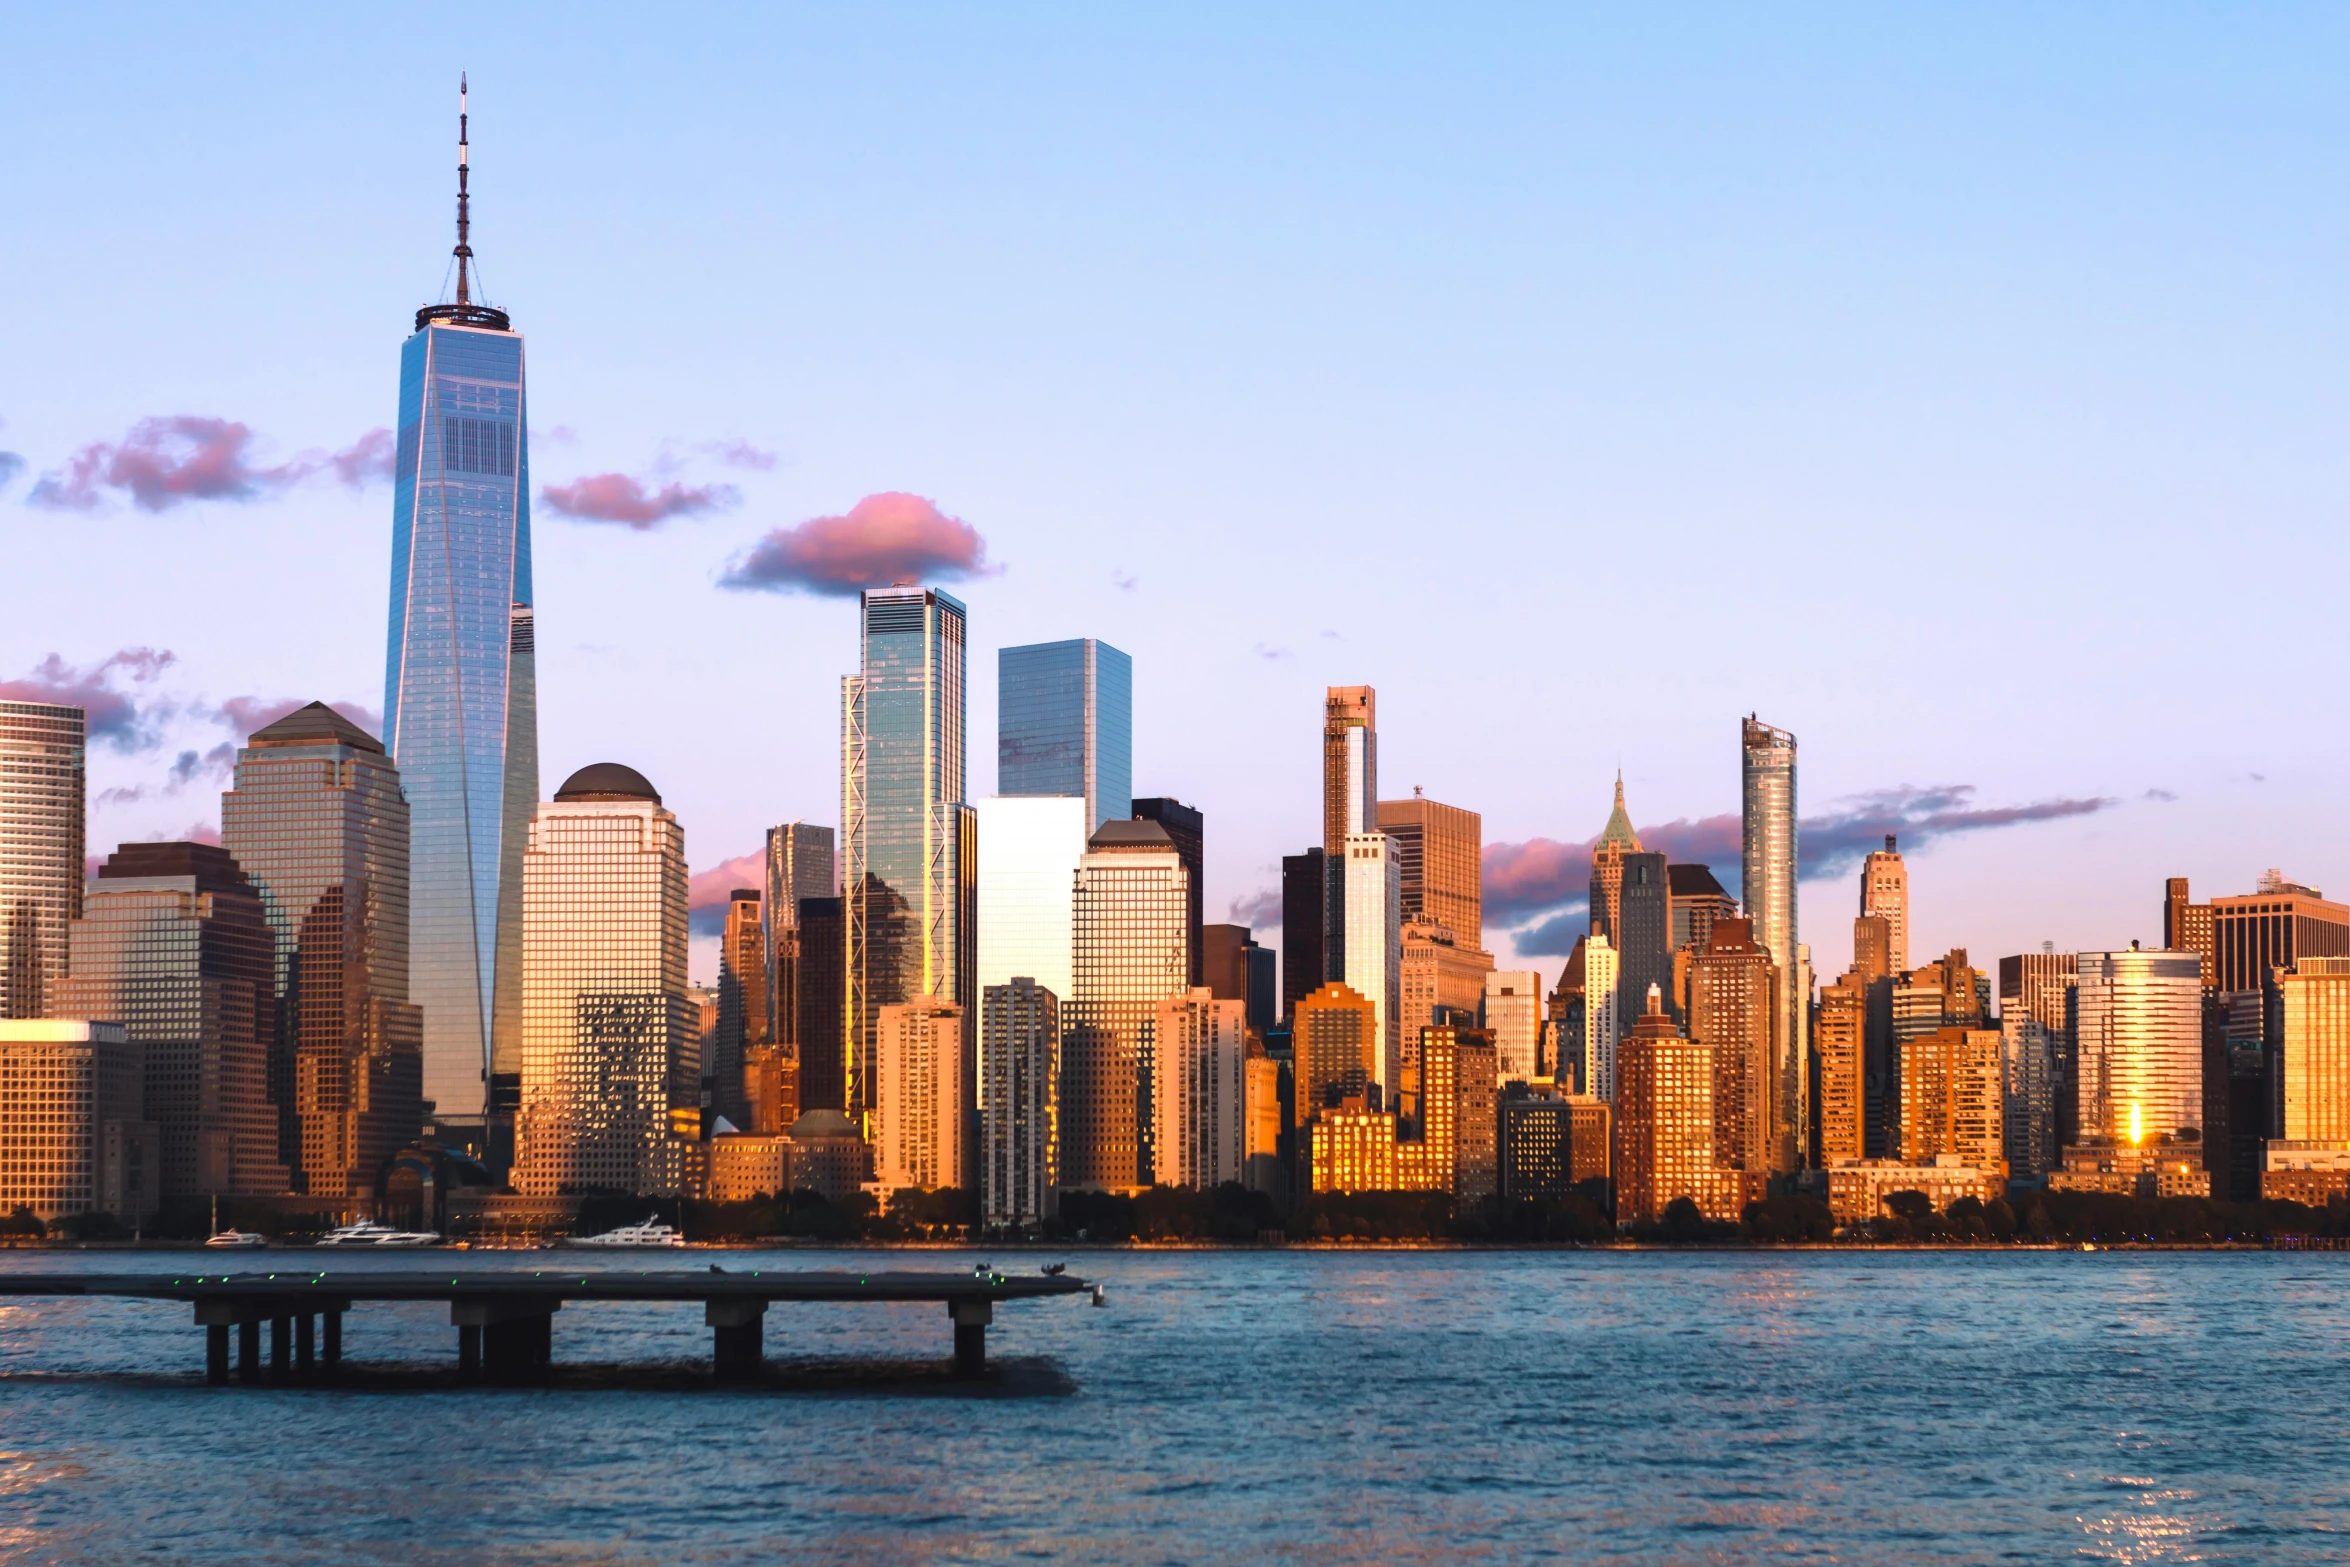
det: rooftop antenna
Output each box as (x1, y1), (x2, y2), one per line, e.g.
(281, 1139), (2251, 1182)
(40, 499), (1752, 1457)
(455, 74), (474, 306)
(417, 74), (510, 332)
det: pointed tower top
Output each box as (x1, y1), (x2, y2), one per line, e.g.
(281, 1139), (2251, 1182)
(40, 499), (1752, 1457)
(1597, 770), (1642, 850)
(417, 73), (513, 332)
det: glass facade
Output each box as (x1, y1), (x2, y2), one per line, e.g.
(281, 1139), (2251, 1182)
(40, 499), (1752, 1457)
(0, 701), (84, 1021)
(981, 977), (1060, 1231)
(842, 587), (968, 1132)
(2073, 949), (2203, 1143)
(1061, 828), (1188, 1190)
(1342, 831), (1403, 1100)
(1740, 717), (1802, 1168)
(997, 639), (1131, 832)
(383, 320), (536, 1136)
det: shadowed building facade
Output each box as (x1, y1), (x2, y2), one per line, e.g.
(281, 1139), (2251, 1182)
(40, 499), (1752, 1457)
(982, 977), (1059, 1231)
(0, 700), (84, 1022)
(1133, 798), (1205, 987)
(761, 821), (834, 1057)
(713, 889), (766, 1129)
(1280, 848), (1326, 1020)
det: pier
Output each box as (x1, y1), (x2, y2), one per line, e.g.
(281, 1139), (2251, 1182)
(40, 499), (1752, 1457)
(0, 1266), (1092, 1386)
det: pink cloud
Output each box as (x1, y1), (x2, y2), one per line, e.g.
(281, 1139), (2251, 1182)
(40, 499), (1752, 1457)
(0, 648), (178, 748)
(704, 439), (778, 471)
(719, 492), (999, 597)
(541, 473), (738, 530)
(688, 850), (767, 937)
(27, 417), (397, 511)
(329, 428), (396, 488)
(213, 695), (382, 740)
(1228, 887), (1282, 930)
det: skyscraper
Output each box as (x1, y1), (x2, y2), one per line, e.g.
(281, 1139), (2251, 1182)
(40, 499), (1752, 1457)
(975, 796), (1088, 1007)
(1377, 792), (1481, 951)
(762, 821), (835, 1049)
(1203, 922), (1278, 1031)
(1899, 1026), (2005, 1168)
(981, 976), (1059, 1231)
(997, 638), (1132, 832)
(1860, 836), (1909, 976)
(1687, 917), (1777, 1175)
(2210, 873), (2350, 995)
(1294, 981), (1379, 1127)
(1582, 934), (1621, 1101)
(59, 844), (288, 1199)
(1667, 864), (1737, 954)
(874, 997), (966, 1193)
(2276, 958), (2350, 1142)
(795, 896), (846, 1111)
(1321, 687), (1376, 984)
(1616, 851), (1671, 1029)
(713, 889), (766, 1128)
(1343, 829), (1403, 1099)
(219, 702), (422, 1198)
(1740, 717), (1800, 1184)
(1151, 990), (1248, 1189)
(1060, 819), (1188, 1191)
(1816, 971), (1868, 1165)
(975, 794), (1087, 1201)
(2073, 947), (2203, 1146)
(1280, 848), (1326, 1019)
(1482, 971), (1543, 1085)
(1588, 774), (1641, 945)
(513, 765), (692, 1198)
(1132, 797), (1205, 987)
(1852, 915), (1895, 982)
(1613, 984), (1716, 1226)
(841, 585), (969, 1134)
(0, 699), (83, 1022)
(383, 82), (537, 1153)
(2000, 1007), (2058, 1178)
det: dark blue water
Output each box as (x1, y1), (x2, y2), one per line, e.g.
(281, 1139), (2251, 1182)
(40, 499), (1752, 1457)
(0, 1247), (2344, 1563)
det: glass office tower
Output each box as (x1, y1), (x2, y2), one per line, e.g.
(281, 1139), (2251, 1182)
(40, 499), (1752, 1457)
(382, 234), (537, 1149)
(998, 638), (1131, 833)
(842, 586), (970, 1132)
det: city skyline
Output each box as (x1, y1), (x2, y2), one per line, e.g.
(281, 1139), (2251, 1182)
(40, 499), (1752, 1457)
(4, 13), (2346, 999)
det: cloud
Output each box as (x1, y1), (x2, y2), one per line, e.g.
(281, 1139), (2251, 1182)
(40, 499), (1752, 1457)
(1113, 570), (1139, 592)
(688, 851), (767, 937)
(2144, 788), (2178, 804)
(1514, 911), (1588, 958)
(1252, 642), (1292, 661)
(212, 695), (382, 740)
(703, 439), (777, 471)
(1798, 785), (2115, 882)
(1228, 887), (1282, 930)
(541, 472), (738, 530)
(0, 648), (178, 749)
(719, 492), (997, 597)
(26, 417), (396, 511)
(0, 452), (23, 488)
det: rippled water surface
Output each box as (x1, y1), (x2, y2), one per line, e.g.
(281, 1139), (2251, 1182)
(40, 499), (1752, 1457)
(0, 1247), (2345, 1563)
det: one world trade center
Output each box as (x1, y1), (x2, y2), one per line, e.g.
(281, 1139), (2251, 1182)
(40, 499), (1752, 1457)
(383, 78), (537, 1161)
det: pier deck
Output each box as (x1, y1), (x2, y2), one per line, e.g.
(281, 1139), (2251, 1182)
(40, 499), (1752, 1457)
(0, 1266), (1093, 1386)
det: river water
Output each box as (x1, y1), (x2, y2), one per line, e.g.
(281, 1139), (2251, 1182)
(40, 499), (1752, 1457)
(0, 1246), (2343, 1563)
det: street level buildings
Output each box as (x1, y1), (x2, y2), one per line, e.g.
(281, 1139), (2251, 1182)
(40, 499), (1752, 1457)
(0, 700), (83, 1023)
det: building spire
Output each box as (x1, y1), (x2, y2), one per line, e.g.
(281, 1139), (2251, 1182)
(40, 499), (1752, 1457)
(1599, 770), (1641, 850)
(417, 76), (510, 332)
(454, 74), (473, 306)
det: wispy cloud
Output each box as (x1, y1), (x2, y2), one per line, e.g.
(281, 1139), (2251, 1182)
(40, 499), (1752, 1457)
(0, 452), (23, 489)
(1252, 642), (1292, 661)
(703, 439), (778, 472)
(541, 472), (739, 530)
(26, 418), (397, 512)
(329, 428), (395, 488)
(211, 695), (382, 740)
(719, 492), (998, 597)
(1113, 570), (1139, 592)
(2144, 788), (2178, 803)
(0, 649), (178, 750)
(688, 851), (767, 937)
(1229, 887), (1282, 930)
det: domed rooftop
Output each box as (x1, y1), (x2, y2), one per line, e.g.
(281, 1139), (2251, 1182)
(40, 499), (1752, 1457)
(554, 762), (660, 804)
(788, 1108), (859, 1141)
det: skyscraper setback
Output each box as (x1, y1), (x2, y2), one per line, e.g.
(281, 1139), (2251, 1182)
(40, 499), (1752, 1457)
(1860, 837), (1908, 976)
(383, 81), (537, 1151)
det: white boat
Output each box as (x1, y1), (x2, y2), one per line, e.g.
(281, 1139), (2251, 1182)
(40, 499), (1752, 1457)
(204, 1229), (267, 1248)
(564, 1216), (686, 1249)
(315, 1218), (442, 1248)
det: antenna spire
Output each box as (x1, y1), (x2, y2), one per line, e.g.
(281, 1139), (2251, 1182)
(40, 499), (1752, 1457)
(454, 73), (473, 306)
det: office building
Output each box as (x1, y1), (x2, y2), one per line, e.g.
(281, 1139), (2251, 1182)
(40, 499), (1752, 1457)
(1583, 934), (1621, 1101)
(513, 765), (693, 1198)
(1498, 1084), (1608, 1205)
(1060, 819), (1188, 1191)
(1881, 949), (1987, 1156)
(0, 1020), (156, 1223)
(2073, 946), (2203, 1145)
(1860, 836), (1909, 976)
(794, 896), (846, 1111)
(1132, 798), (1204, 986)
(842, 584), (970, 1134)
(2211, 873), (2350, 996)
(2000, 946), (2079, 1144)
(874, 997), (966, 1193)
(1483, 971), (1543, 1084)
(975, 795), (1087, 1010)
(2161, 877), (2216, 990)
(219, 702), (423, 1198)
(1405, 1021), (1497, 1202)
(2001, 1008), (2058, 1178)
(382, 94), (538, 1149)
(1377, 793), (1481, 951)
(1617, 851), (1671, 1027)
(1613, 985), (1740, 1224)
(1668, 864), (1738, 955)
(2276, 957), (2350, 1142)
(1321, 687), (1376, 987)
(59, 844), (288, 1198)
(761, 821), (835, 1049)
(1151, 990), (1247, 1188)
(1852, 915), (1894, 983)
(997, 638), (1132, 833)
(712, 889), (766, 1129)
(1280, 848), (1325, 1020)
(1203, 922), (1276, 1032)
(741, 1043), (793, 1136)
(1399, 921), (1494, 1112)
(1588, 774), (1641, 945)
(1816, 971), (1867, 1166)
(1343, 829), (1403, 1098)
(1740, 716), (1801, 1174)
(1294, 982), (1380, 1126)
(1687, 918), (1778, 1175)
(981, 977), (1059, 1231)
(1899, 1026), (2005, 1169)
(0, 700), (83, 1022)
(1546, 944), (1585, 1092)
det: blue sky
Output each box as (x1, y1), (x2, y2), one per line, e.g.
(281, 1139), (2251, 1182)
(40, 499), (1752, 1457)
(3, 6), (2344, 986)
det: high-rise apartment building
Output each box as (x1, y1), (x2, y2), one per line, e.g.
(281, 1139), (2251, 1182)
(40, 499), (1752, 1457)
(1294, 981), (1379, 1127)
(1497, 1085), (1602, 1204)
(2275, 957), (2350, 1142)
(842, 584), (970, 1134)
(1060, 819), (1187, 1191)
(1280, 848), (1325, 1020)
(383, 90), (537, 1150)
(1853, 915), (1894, 982)
(794, 896), (846, 1111)
(219, 702), (422, 1198)
(0, 700), (83, 1022)
(1320, 687), (1376, 985)
(59, 844), (288, 1199)
(997, 638), (1132, 833)
(1860, 836), (1909, 976)
(1132, 798), (1204, 987)
(1816, 971), (1868, 1165)
(1343, 830), (1403, 1098)
(1616, 852), (1672, 1029)
(2210, 873), (2350, 996)
(713, 889), (766, 1129)
(2073, 947), (2203, 1145)
(1377, 793), (1481, 951)
(981, 976), (1059, 1231)
(874, 997), (966, 1193)
(762, 821), (835, 1048)
(1667, 864), (1738, 955)
(1884, 949), (1988, 1156)
(513, 765), (692, 1198)
(1483, 971), (1543, 1085)
(1687, 918), (1778, 1175)
(1612, 985), (1718, 1225)
(1151, 990), (1247, 1189)
(1740, 716), (1801, 1180)
(0, 1020), (156, 1223)
(1899, 1026), (2005, 1169)
(1999, 947), (2079, 1144)
(1399, 920), (1494, 1113)
(1588, 775), (1641, 945)
(2001, 1008), (2058, 1178)
(1582, 934), (1621, 1101)
(1405, 1021), (1497, 1202)
(2162, 877), (2215, 990)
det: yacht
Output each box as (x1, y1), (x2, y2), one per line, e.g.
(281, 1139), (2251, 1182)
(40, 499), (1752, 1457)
(565, 1216), (686, 1249)
(203, 1196), (266, 1248)
(315, 1218), (442, 1248)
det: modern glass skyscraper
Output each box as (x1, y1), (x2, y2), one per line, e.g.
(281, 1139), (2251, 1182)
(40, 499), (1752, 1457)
(997, 638), (1131, 832)
(1740, 716), (1800, 1167)
(842, 585), (969, 1132)
(382, 82), (537, 1150)
(0, 700), (83, 1021)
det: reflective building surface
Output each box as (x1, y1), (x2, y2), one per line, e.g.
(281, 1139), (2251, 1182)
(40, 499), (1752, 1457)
(997, 638), (1131, 832)
(1740, 716), (1802, 1170)
(0, 701), (84, 1021)
(2073, 947), (2203, 1143)
(1061, 819), (1188, 1190)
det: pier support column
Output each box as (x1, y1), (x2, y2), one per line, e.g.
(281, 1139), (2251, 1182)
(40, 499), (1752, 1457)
(206, 1325), (229, 1386)
(706, 1298), (768, 1382)
(323, 1310), (341, 1367)
(458, 1324), (481, 1378)
(269, 1316), (291, 1379)
(238, 1319), (260, 1383)
(950, 1297), (992, 1379)
(452, 1295), (562, 1384)
(296, 1314), (315, 1380)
